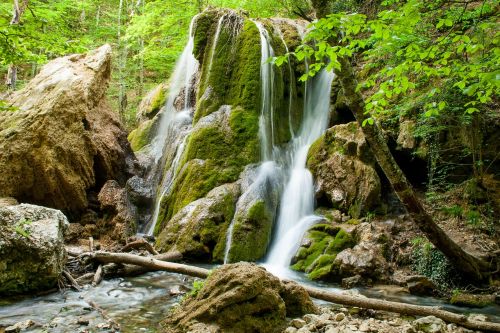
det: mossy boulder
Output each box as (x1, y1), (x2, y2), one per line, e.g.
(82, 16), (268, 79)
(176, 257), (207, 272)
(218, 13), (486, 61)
(225, 163), (281, 262)
(136, 83), (168, 123)
(128, 118), (157, 152)
(450, 292), (495, 308)
(291, 224), (355, 280)
(0, 45), (136, 219)
(307, 122), (381, 217)
(156, 183), (240, 262)
(160, 263), (317, 333)
(156, 105), (259, 229)
(0, 204), (68, 295)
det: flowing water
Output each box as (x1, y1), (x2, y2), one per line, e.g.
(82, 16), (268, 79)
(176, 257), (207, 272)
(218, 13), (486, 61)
(144, 17), (199, 235)
(264, 69), (334, 276)
(1, 270), (499, 332)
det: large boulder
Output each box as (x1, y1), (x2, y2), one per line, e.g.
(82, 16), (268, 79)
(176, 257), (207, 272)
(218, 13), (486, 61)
(333, 221), (393, 282)
(307, 122), (381, 218)
(225, 162), (282, 262)
(0, 45), (136, 219)
(156, 183), (240, 262)
(161, 263), (317, 333)
(0, 204), (68, 295)
(291, 223), (356, 280)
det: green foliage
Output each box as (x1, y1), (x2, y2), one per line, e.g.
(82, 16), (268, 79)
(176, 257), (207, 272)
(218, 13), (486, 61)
(14, 218), (32, 238)
(276, 0), (498, 123)
(411, 238), (458, 290)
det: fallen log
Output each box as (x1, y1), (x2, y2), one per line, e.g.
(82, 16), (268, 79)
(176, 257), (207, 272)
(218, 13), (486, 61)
(92, 264), (103, 287)
(85, 251), (208, 279)
(82, 252), (500, 332)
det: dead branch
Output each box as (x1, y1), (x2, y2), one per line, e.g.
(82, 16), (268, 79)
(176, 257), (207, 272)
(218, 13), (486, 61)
(121, 239), (159, 255)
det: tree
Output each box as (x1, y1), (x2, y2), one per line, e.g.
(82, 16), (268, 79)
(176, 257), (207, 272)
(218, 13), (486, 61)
(284, 0), (499, 280)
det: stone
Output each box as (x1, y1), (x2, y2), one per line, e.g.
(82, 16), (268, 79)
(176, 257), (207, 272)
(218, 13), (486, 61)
(226, 162), (282, 262)
(406, 275), (437, 296)
(0, 197), (18, 208)
(97, 180), (137, 241)
(5, 320), (36, 332)
(307, 122), (381, 217)
(135, 83), (168, 123)
(342, 275), (363, 289)
(412, 316), (446, 333)
(161, 263), (315, 333)
(126, 176), (153, 207)
(0, 204), (68, 295)
(334, 313), (346, 322)
(291, 319), (306, 329)
(450, 292), (495, 308)
(333, 222), (392, 281)
(0, 45), (136, 218)
(156, 183), (240, 262)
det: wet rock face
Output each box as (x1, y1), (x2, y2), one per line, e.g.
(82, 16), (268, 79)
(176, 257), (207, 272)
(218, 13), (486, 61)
(225, 163), (282, 262)
(161, 262), (317, 333)
(0, 45), (136, 219)
(156, 183), (240, 262)
(307, 122), (381, 218)
(0, 204), (68, 295)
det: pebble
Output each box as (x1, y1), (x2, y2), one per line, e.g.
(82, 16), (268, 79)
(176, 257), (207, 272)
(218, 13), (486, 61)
(334, 313), (346, 321)
(291, 319), (306, 329)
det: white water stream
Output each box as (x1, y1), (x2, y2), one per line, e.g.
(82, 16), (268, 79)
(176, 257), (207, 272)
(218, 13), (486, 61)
(222, 20), (334, 270)
(145, 17), (199, 235)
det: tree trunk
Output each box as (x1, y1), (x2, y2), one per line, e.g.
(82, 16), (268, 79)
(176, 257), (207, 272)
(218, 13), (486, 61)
(334, 56), (489, 281)
(6, 0), (28, 90)
(82, 252), (500, 332)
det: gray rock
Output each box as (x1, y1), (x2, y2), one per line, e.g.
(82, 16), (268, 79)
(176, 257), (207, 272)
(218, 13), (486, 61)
(412, 316), (446, 333)
(0, 204), (68, 295)
(406, 275), (437, 296)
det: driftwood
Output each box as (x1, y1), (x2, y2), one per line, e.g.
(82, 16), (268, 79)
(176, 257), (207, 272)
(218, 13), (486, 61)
(83, 251), (500, 332)
(92, 264), (103, 287)
(87, 300), (120, 330)
(85, 251), (208, 278)
(122, 239), (159, 255)
(62, 270), (81, 291)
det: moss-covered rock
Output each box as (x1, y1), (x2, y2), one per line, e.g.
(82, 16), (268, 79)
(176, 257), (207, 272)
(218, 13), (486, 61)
(450, 292), (495, 308)
(225, 163), (281, 262)
(307, 122), (381, 217)
(0, 45), (135, 220)
(161, 263), (317, 332)
(0, 204), (68, 295)
(291, 224), (355, 280)
(156, 183), (239, 262)
(136, 83), (168, 124)
(127, 118), (156, 152)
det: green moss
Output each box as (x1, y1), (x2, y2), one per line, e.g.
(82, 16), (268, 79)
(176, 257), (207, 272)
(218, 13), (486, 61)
(149, 87), (166, 115)
(227, 200), (272, 262)
(226, 20), (262, 112)
(450, 292), (495, 308)
(193, 11), (218, 63)
(292, 227), (355, 281)
(127, 119), (154, 151)
(346, 219), (360, 225)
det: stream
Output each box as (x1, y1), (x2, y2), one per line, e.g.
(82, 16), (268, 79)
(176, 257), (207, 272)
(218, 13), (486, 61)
(1, 267), (499, 332)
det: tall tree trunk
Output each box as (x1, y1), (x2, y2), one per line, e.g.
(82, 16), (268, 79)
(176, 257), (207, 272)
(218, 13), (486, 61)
(334, 56), (489, 281)
(5, 0), (28, 90)
(117, 0), (126, 122)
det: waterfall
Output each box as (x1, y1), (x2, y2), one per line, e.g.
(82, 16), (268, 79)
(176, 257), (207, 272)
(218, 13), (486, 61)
(144, 17), (199, 235)
(264, 68), (335, 274)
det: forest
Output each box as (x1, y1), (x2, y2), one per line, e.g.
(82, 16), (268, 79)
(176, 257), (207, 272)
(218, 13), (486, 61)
(0, 0), (499, 332)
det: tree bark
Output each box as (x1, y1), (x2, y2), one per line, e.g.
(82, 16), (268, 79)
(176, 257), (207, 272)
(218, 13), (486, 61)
(334, 56), (489, 281)
(85, 251), (208, 278)
(82, 252), (500, 332)
(5, 0), (28, 90)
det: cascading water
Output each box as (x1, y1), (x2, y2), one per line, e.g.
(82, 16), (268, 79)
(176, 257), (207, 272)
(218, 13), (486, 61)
(265, 69), (334, 275)
(144, 17), (200, 235)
